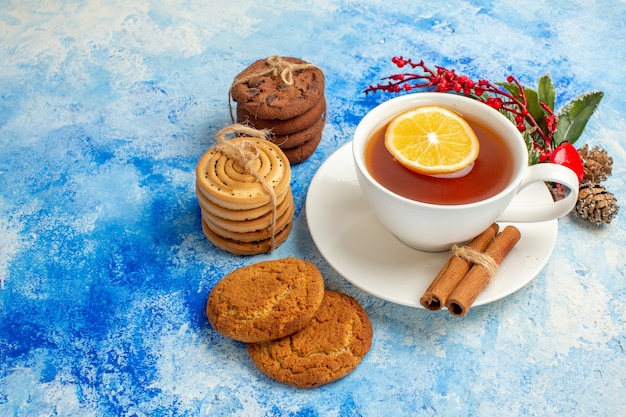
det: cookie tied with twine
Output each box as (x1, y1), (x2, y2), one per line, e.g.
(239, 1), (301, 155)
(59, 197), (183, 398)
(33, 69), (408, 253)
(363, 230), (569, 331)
(232, 55), (321, 89)
(230, 56), (327, 165)
(230, 56), (325, 121)
(196, 124), (294, 255)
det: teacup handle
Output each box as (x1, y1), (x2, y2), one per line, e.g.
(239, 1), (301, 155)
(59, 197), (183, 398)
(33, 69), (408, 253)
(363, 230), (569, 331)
(497, 163), (579, 223)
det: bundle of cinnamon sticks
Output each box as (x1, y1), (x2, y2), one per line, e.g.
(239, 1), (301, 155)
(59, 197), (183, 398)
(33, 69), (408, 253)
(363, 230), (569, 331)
(420, 223), (521, 316)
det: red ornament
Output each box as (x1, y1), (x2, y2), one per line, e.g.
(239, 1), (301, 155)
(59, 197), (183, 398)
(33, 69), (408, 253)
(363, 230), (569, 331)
(549, 142), (584, 182)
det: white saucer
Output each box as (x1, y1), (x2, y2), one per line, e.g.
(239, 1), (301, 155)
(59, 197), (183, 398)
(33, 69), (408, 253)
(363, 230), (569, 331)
(305, 142), (558, 308)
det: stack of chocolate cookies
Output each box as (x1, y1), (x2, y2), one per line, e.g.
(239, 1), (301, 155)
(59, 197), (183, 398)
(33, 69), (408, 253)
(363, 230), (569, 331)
(206, 258), (373, 388)
(230, 56), (326, 165)
(195, 135), (293, 255)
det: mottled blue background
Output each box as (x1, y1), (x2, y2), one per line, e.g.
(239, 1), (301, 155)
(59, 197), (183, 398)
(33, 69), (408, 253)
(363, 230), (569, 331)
(1, 1), (625, 416)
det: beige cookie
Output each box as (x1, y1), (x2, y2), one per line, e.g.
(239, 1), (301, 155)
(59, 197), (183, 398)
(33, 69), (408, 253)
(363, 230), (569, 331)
(247, 290), (373, 388)
(206, 258), (325, 341)
(202, 199), (294, 242)
(199, 189), (293, 233)
(201, 218), (293, 256)
(196, 138), (291, 210)
(196, 184), (287, 222)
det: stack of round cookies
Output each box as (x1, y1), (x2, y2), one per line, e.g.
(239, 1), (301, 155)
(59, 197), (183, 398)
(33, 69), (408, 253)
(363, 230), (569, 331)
(231, 56), (326, 165)
(206, 258), (373, 388)
(195, 130), (294, 255)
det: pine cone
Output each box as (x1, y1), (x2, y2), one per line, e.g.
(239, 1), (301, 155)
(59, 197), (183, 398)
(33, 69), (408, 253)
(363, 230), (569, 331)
(578, 144), (613, 183)
(573, 180), (619, 226)
(549, 183), (565, 201)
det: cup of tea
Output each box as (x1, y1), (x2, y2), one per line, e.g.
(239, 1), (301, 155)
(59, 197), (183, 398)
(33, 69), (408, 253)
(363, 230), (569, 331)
(352, 92), (579, 252)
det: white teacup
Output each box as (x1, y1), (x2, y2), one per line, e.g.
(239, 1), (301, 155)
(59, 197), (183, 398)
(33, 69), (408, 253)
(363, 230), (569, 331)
(352, 93), (578, 252)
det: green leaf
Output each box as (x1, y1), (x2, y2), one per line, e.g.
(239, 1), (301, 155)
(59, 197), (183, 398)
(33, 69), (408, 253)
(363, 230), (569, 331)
(554, 91), (604, 146)
(523, 88), (546, 126)
(537, 74), (556, 112)
(496, 81), (521, 97)
(496, 82), (544, 124)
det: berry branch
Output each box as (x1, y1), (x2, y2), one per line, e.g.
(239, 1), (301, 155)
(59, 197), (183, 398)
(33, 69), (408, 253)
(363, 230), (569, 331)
(365, 57), (558, 161)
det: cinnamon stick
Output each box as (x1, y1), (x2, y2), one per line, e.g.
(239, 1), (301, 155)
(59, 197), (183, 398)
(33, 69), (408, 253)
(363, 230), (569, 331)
(446, 225), (521, 317)
(420, 223), (499, 310)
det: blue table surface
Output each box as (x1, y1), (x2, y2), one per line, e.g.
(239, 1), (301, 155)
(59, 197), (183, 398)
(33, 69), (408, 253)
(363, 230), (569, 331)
(2, 1), (625, 416)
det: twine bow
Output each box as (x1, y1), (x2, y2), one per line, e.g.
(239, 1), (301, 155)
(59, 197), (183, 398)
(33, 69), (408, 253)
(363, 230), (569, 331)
(450, 244), (499, 282)
(229, 56), (321, 122)
(214, 124), (278, 251)
(232, 55), (320, 87)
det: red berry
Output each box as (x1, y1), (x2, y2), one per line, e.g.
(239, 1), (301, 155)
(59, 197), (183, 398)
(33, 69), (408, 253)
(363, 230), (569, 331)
(487, 97), (503, 110)
(549, 142), (584, 181)
(393, 56), (406, 68)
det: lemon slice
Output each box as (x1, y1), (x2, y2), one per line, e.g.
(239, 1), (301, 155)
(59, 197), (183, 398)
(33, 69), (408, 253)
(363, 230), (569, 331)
(384, 105), (480, 175)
